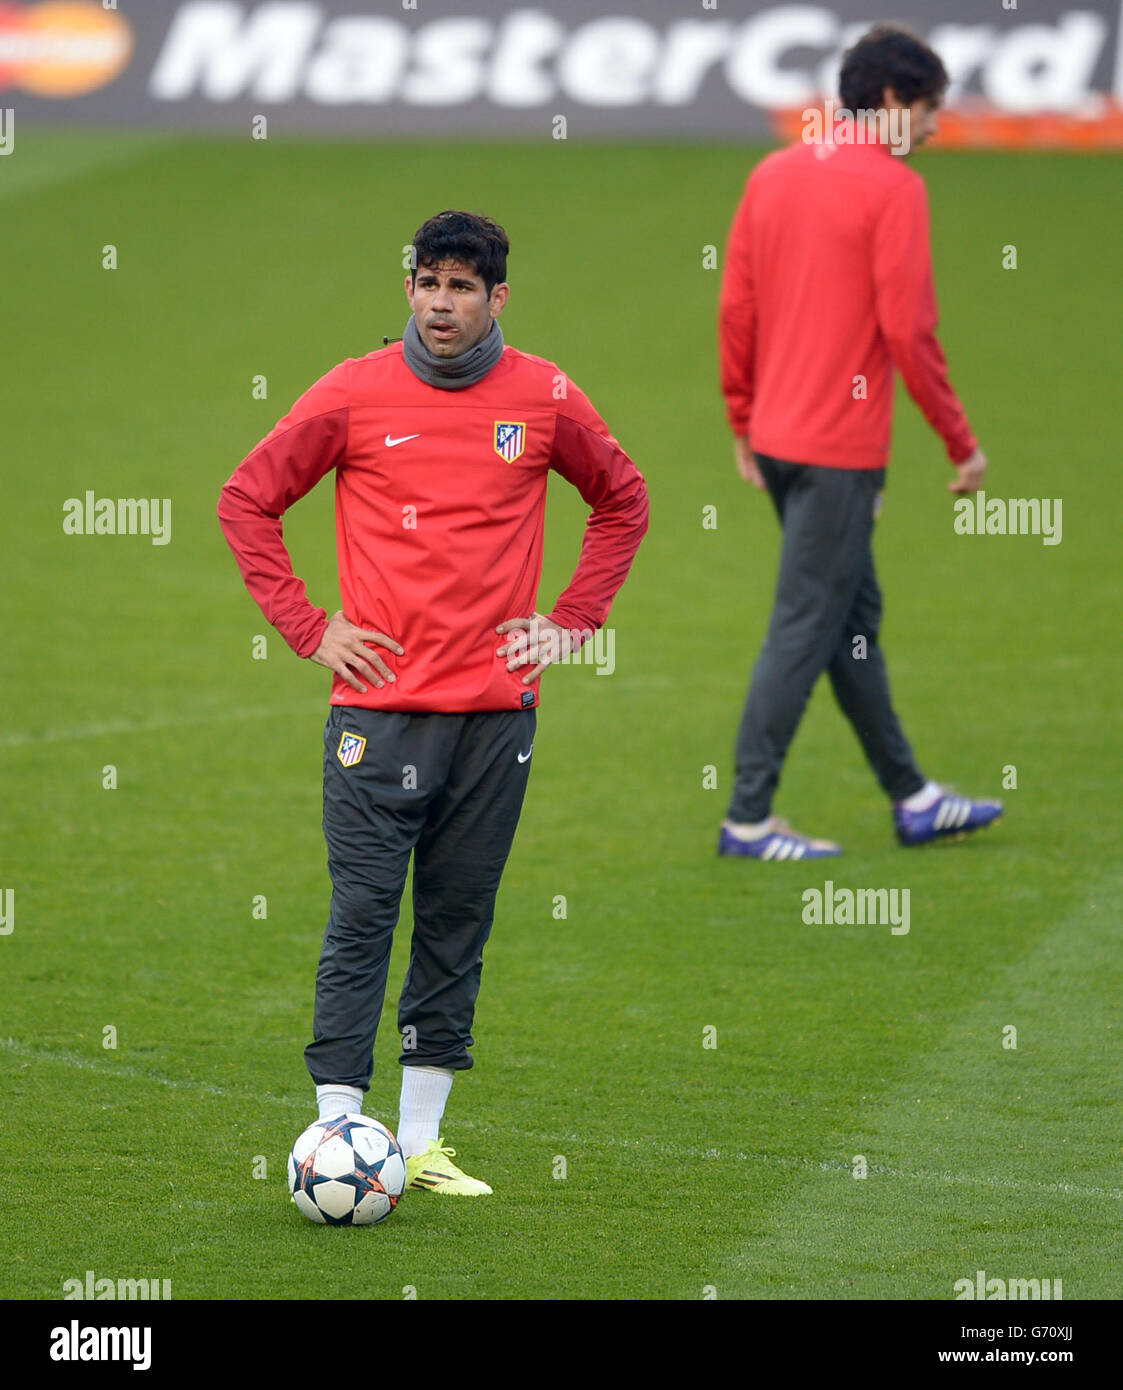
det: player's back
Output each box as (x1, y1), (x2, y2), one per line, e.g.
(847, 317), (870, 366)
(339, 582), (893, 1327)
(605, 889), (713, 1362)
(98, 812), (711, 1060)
(730, 139), (922, 470)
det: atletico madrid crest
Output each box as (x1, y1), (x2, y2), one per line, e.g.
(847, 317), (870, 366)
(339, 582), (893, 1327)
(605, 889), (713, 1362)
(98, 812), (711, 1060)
(494, 421), (526, 462)
(337, 732), (367, 767)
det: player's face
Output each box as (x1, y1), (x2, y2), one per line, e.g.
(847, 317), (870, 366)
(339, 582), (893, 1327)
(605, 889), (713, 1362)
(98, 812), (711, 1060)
(882, 85), (940, 150)
(406, 261), (509, 358)
(907, 96), (940, 146)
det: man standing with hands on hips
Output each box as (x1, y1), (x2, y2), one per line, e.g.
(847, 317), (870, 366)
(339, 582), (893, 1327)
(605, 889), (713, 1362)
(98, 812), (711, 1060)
(219, 210), (648, 1194)
(717, 24), (1003, 861)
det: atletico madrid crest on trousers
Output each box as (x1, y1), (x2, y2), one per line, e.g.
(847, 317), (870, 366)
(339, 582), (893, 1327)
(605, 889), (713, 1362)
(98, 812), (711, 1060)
(337, 732), (366, 767)
(494, 421), (526, 462)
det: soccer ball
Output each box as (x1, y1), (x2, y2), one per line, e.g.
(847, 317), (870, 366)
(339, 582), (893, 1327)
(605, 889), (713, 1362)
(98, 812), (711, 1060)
(287, 1114), (406, 1226)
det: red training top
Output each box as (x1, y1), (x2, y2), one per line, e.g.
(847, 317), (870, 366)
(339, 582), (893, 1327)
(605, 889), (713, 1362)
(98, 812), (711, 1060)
(719, 139), (976, 470)
(218, 343), (648, 712)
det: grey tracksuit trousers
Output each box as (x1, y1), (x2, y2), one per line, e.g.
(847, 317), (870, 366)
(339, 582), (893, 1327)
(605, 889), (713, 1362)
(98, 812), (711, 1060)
(727, 456), (925, 823)
(305, 704), (535, 1090)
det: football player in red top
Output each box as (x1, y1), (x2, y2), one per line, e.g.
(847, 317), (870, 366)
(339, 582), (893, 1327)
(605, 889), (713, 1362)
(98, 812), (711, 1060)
(220, 211), (648, 1195)
(716, 25), (1002, 860)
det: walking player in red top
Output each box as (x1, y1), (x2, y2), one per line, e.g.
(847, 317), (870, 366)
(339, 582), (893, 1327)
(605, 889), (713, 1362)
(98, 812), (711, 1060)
(219, 211), (648, 1193)
(717, 25), (1002, 860)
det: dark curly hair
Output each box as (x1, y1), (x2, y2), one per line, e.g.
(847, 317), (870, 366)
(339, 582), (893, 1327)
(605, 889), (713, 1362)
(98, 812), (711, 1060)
(410, 210), (509, 295)
(839, 24), (948, 111)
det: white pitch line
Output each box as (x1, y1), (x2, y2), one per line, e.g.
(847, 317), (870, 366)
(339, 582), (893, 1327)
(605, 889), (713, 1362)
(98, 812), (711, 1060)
(455, 1121), (1123, 1202)
(7, 1039), (1118, 1203)
(0, 700), (323, 750)
(0, 1038), (306, 1110)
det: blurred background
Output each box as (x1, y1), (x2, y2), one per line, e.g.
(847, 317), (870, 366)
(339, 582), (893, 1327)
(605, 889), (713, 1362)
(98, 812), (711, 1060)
(4, 0), (1123, 144)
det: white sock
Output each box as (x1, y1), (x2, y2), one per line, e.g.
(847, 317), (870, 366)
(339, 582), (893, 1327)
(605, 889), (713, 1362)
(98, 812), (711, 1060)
(316, 1084), (363, 1121)
(901, 780), (942, 812)
(723, 816), (773, 841)
(397, 1065), (454, 1159)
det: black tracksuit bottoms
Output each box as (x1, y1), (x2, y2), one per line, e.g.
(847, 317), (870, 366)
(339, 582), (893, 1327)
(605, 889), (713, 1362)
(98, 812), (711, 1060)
(305, 704), (535, 1090)
(726, 456), (925, 823)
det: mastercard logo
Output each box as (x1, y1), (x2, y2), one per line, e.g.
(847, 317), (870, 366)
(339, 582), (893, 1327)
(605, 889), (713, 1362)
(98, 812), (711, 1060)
(0, 2), (133, 97)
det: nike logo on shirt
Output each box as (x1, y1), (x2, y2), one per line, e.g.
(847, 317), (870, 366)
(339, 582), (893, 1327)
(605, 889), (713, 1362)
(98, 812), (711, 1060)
(385, 433), (420, 447)
(517, 746), (533, 763)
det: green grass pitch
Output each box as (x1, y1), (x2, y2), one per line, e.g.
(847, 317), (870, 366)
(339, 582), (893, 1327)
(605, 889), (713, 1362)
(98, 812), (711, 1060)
(1, 133), (1120, 1300)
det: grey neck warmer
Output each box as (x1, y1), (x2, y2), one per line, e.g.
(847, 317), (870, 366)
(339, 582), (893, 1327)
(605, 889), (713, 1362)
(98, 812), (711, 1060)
(401, 314), (504, 390)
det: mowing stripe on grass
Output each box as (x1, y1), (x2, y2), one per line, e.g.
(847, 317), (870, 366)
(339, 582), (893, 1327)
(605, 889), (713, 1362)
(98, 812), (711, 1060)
(7, 1039), (1117, 1204)
(709, 866), (1122, 1297)
(0, 699), (323, 750)
(0, 132), (178, 203)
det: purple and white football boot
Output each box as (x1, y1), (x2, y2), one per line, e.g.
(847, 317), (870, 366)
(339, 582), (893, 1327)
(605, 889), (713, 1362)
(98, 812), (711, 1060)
(718, 816), (842, 860)
(894, 789), (1003, 846)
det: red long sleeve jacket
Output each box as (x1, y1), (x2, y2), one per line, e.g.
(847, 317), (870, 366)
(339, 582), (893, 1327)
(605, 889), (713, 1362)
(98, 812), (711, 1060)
(218, 342), (648, 712)
(719, 139), (976, 470)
